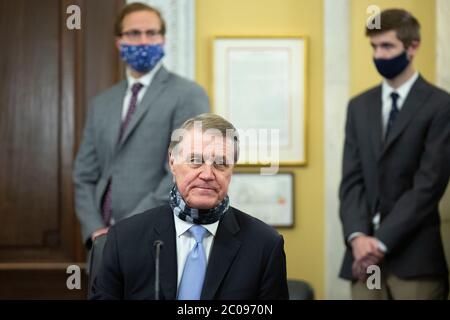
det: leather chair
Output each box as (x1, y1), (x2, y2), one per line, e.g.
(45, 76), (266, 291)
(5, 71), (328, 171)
(287, 279), (315, 300)
(87, 234), (107, 298)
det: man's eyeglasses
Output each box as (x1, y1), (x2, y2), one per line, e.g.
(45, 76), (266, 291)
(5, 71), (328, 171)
(120, 29), (163, 41)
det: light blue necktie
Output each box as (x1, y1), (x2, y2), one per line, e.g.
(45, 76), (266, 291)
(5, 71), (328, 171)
(177, 225), (208, 300)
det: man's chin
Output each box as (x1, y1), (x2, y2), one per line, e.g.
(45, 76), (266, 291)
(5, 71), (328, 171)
(188, 198), (219, 210)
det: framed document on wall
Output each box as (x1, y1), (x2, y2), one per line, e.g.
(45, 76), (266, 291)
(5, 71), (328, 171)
(213, 36), (307, 166)
(227, 172), (295, 227)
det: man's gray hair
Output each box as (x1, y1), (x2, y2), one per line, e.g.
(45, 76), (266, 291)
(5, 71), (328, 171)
(169, 113), (240, 163)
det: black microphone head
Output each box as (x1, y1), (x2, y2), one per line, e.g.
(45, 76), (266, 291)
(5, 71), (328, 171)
(153, 240), (164, 248)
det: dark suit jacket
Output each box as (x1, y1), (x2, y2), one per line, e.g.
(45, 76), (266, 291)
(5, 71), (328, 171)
(90, 204), (289, 300)
(339, 75), (450, 280)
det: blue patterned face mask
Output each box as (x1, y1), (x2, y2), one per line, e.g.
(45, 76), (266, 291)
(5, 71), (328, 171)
(119, 44), (164, 73)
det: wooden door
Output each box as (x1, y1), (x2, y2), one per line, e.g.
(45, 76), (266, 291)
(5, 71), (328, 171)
(0, 0), (124, 299)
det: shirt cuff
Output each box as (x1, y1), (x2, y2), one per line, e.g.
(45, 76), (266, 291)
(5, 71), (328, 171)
(347, 232), (366, 245)
(377, 239), (388, 253)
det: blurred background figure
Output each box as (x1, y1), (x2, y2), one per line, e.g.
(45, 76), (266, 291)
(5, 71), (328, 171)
(339, 8), (450, 299)
(73, 2), (209, 249)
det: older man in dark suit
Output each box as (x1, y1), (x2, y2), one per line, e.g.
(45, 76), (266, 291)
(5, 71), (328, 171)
(90, 113), (289, 300)
(339, 9), (450, 299)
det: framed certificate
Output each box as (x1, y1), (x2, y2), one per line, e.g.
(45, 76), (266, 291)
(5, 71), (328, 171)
(227, 172), (295, 227)
(213, 36), (307, 166)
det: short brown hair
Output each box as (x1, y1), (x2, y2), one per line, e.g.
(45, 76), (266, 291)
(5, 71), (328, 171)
(365, 9), (420, 49)
(114, 2), (166, 37)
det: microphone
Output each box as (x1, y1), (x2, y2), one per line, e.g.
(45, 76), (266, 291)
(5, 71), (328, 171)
(153, 240), (164, 300)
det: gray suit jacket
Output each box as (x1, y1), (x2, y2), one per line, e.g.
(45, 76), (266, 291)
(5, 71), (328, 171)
(73, 66), (209, 245)
(339, 75), (450, 280)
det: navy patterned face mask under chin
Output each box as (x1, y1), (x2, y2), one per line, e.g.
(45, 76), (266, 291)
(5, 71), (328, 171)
(169, 185), (230, 225)
(120, 44), (164, 73)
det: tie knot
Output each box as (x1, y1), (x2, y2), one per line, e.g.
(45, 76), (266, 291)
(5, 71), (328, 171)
(189, 225), (207, 243)
(131, 82), (143, 95)
(390, 92), (399, 103)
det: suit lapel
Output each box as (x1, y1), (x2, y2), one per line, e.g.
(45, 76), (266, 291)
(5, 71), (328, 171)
(201, 209), (242, 300)
(148, 205), (178, 300)
(367, 86), (383, 161)
(117, 67), (170, 151)
(380, 75), (431, 159)
(107, 80), (127, 150)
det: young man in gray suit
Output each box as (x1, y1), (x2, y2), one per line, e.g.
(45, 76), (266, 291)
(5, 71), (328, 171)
(339, 9), (450, 299)
(74, 3), (209, 248)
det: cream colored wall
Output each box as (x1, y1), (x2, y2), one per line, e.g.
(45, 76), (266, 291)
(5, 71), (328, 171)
(196, 0), (325, 299)
(350, 0), (436, 96)
(324, 0), (351, 299)
(344, 0), (441, 298)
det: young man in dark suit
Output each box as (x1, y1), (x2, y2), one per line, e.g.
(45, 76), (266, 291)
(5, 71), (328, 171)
(339, 8), (450, 299)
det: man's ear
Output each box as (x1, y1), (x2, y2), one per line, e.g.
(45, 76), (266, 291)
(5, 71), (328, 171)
(168, 152), (176, 175)
(407, 40), (420, 59)
(115, 37), (122, 51)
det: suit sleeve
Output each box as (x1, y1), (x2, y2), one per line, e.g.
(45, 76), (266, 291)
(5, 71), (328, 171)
(90, 226), (123, 300)
(73, 102), (105, 246)
(258, 235), (289, 300)
(375, 101), (450, 252)
(128, 82), (210, 215)
(339, 101), (372, 244)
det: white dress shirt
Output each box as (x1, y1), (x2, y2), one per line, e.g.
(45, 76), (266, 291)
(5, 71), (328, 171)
(173, 214), (219, 288)
(381, 71), (419, 137)
(121, 62), (163, 120)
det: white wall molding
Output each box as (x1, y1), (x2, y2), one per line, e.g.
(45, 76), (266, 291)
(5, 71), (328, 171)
(436, 0), (450, 90)
(436, 0), (450, 294)
(324, 0), (351, 299)
(128, 0), (196, 80)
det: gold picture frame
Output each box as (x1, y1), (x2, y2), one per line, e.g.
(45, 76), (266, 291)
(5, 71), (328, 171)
(227, 171), (295, 228)
(212, 36), (308, 166)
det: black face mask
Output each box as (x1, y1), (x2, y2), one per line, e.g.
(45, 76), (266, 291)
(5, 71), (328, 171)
(373, 51), (410, 79)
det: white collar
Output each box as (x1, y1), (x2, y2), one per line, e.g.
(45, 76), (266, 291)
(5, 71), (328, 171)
(173, 213), (219, 238)
(382, 71), (419, 102)
(126, 61), (163, 88)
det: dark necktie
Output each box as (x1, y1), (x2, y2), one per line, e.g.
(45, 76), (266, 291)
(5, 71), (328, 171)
(118, 83), (144, 142)
(101, 82), (144, 226)
(385, 92), (399, 140)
